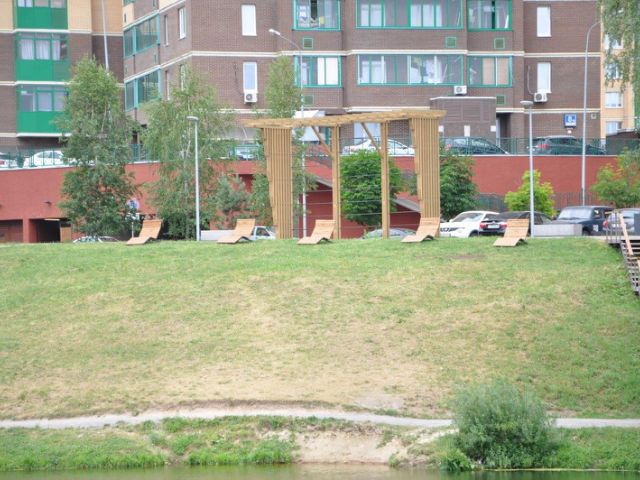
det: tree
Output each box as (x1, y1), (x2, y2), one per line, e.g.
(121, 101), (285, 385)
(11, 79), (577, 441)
(592, 148), (640, 207)
(212, 174), (251, 228)
(599, 0), (640, 113)
(56, 57), (138, 236)
(340, 150), (403, 227)
(440, 151), (478, 220)
(504, 169), (555, 217)
(142, 68), (233, 239)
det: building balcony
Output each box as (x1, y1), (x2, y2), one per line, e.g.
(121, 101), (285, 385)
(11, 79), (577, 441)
(17, 111), (61, 135)
(15, 58), (70, 82)
(14, 5), (67, 30)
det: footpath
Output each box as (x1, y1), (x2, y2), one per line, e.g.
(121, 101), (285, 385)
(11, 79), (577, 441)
(1, 407), (640, 429)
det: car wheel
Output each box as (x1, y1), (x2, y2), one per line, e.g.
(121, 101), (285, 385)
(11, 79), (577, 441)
(469, 231), (479, 237)
(582, 228), (590, 236)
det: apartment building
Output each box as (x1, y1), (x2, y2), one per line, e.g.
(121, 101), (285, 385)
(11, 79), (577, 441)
(123, 0), (603, 143)
(0, 0), (123, 150)
(600, 36), (637, 138)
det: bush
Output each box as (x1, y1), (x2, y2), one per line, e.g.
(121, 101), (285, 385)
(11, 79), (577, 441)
(451, 380), (556, 469)
(440, 447), (473, 472)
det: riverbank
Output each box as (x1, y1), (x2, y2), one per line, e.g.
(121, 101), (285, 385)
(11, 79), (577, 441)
(1, 417), (639, 472)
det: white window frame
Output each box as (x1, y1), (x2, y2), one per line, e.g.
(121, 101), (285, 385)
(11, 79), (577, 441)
(165, 69), (171, 99)
(605, 121), (622, 135)
(537, 62), (551, 93)
(536, 6), (551, 37)
(243, 62), (258, 92)
(178, 7), (186, 40)
(164, 14), (169, 46)
(605, 91), (623, 108)
(179, 64), (186, 90)
(241, 4), (257, 36)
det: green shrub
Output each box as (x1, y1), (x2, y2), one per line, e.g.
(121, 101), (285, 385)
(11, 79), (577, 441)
(440, 447), (473, 472)
(452, 380), (556, 469)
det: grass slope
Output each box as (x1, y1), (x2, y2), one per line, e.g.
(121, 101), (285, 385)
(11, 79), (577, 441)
(0, 238), (638, 419)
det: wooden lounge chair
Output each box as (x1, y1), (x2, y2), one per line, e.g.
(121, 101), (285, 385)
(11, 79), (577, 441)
(297, 219), (335, 245)
(401, 217), (439, 243)
(126, 219), (163, 245)
(217, 218), (256, 244)
(494, 218), (529, 247)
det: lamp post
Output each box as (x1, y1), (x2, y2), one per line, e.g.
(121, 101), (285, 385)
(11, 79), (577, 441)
(187, 115), (200, 241)
(521, 100), (535, 238)
(581, 21), (600, 206)
(268, 28), (307, 237)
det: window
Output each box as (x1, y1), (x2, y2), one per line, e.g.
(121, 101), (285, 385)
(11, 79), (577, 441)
(468, 0), (510, 30)
(123, 16), (159, 57)
(605, 121), (622, 134)
(243, 62), (257, 91)
(536, 62), (551, 93)
(605, 91), (623, 108)
(164, 14), (169, 46)
(468, 56), (511, 86)
(299, 56), (340, 86)
(295, 0), (339, 29)
(17, 33), (68, 61)
(605, 62), (621, 80)
(178, 7), (186, 39)
(536, 6), (550, 37)
(18, 0), (66, 6)
(357, 54), (463, 85)
(356, 0), (461, 28)
(241, 4), (256, 36)
(17, 85), (67, 112)
(165, 70), (171, 99)
(179, 64), (186, 90)
(125, 70), (161, 110)
(604, 35), (621, 49)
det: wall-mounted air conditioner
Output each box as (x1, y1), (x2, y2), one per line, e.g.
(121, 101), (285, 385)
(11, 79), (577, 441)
(244, 91), (258, 103)
(533, 91), (548, 103)
(453, 85), (467, 95)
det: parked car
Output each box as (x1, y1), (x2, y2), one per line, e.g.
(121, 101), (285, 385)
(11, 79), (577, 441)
(479, 211), (553, 236)
(73, 236), (120, 243)
(0, 151), (16, 168)
(201, 225), (276, 242)
(442, 137), (508, 155)
(553, 205), (614, 235)
(25, 150), (65, 167)
(362, 228), (415, 240)
(604, 208), (640, 235)
(342, 139), (415, 156)
(439, 210), (499, 238)
(531, 136), (605, 155)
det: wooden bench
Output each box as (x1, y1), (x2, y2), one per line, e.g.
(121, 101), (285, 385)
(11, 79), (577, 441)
(298, 219), (335, 245)
(494, 218), (529, 247)
(217, 218), (256, 244)
(126, 219), (163, 245)
(401, 217), (439, 243)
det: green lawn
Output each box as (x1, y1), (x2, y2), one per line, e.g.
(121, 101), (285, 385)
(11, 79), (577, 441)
(0, 238), (638, 419)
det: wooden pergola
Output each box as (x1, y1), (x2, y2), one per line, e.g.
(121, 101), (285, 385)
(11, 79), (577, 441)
(244, 109), (446, 240)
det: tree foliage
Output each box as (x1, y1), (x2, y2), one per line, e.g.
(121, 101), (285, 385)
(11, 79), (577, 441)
(592, 148), (640, 207)
(504, 169), (556, 217)
(142, 68), (234, 239)
(212, 174), (251, 228)
(340, 150), (403, 227)
(599, 0), (640, 111)
(440, 151), (478, 220)
(56, 57), (137, 236)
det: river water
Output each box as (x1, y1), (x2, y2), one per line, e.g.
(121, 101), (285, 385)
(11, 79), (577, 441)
(0, 466), (638, 480)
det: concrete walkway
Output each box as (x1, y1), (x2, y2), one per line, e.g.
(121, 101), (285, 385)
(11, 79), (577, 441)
(1, 407), (640, 429)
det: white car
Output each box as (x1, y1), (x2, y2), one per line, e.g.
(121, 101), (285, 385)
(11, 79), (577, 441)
(26, 150), (65, 167)
(440, 210), (499, 238)
(342, 139), (415, 156)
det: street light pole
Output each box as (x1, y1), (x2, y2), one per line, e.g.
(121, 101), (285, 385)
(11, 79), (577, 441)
(187, 115), (200, 241)
(521, 100), (535, 238)
(581, 21), (600, 206)
(268, 28), (307, 237)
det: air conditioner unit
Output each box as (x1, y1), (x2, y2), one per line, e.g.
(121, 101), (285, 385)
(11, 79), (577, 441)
(533, 91), (548, 103)
(244, 91), (258, 103)
(453, 85), (467, 96)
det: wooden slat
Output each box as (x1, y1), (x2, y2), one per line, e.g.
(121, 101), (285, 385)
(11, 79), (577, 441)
(331, 126), (341, 240)
(380, 122), (390, 239)
(410, 117), (441, 220)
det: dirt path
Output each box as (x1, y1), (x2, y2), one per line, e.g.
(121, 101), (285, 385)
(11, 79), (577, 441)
(1, 406), (639, 429)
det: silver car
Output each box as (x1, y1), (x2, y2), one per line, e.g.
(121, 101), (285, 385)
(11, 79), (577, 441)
(604, 209), (640, 234)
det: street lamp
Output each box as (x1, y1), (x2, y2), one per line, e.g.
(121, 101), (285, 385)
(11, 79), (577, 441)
(268, 28), (308, 237)
(521, 100), (535, 238)
(581, 21), (600, 206)
(187, 115), (201, 241)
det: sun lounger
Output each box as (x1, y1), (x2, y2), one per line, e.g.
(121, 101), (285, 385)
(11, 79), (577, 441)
(401, 217), (439, 243)
(493, 218), (529, 247)
(297, 219), (335, 245)
(126, 219), (163, 245)
(217, 218), (256, 244)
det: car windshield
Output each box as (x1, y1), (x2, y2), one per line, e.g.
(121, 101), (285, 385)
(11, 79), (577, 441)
(451, 212), (484, 222)
(557, 207), (592, 220)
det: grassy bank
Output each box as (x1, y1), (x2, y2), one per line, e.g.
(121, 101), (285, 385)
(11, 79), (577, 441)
(1, 418), (639, 472)
(0, 238), (639, 419)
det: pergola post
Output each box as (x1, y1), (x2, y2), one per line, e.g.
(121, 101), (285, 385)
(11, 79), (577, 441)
(380, 122), (390, 239)
(330, 126), (341, 239)
(263, 127), (294, 239)
(410, 117), (442, 221)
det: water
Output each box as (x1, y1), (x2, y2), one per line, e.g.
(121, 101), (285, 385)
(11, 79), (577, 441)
(0, 466), (638, 480)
